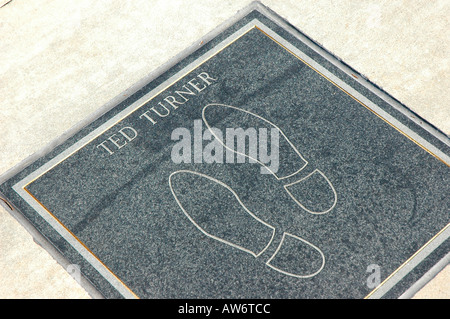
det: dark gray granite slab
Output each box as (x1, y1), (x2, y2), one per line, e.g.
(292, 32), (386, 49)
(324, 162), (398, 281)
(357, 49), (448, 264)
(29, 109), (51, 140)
(1, 2), (448, 299)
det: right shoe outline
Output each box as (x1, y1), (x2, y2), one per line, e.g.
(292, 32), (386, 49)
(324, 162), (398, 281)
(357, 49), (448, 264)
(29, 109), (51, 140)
(169, 169), (326, 279)
(202, 103), (308, 180)
(202, 103), (337, 215)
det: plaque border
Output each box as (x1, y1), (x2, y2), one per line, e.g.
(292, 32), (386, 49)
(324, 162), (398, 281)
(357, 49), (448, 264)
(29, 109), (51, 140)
(1, 2), (448, 299)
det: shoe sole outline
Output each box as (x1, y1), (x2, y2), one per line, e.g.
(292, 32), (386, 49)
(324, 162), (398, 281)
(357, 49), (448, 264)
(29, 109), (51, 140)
(169, 169), (276, 258)
(169, 169), (326, 278)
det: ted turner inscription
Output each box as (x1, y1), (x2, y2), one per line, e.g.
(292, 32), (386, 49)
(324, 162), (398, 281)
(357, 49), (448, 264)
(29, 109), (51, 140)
(96, 72), (217, 156)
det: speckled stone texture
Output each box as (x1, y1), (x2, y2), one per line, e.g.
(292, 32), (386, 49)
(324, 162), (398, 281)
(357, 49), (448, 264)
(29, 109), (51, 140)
(0, 2), (448, 299)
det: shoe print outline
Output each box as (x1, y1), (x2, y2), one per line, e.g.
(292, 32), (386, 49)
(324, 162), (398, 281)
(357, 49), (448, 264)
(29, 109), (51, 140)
(202, 103), (337, 215)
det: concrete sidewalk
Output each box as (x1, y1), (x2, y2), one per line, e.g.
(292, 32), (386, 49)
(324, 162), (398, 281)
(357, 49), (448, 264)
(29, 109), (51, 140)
(0, 0), (448, 298)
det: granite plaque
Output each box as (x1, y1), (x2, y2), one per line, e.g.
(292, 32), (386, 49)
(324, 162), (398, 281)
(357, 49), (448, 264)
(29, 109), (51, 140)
(1, 2), (449, 299)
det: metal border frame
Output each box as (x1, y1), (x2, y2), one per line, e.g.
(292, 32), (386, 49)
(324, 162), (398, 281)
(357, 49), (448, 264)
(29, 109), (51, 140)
(1, 1), (448, 299)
